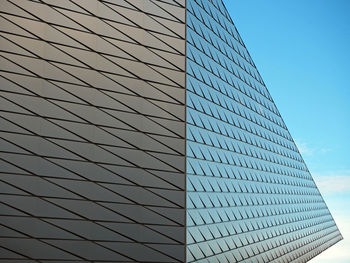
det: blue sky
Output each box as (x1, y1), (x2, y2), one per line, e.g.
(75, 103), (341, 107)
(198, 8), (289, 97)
(223, 0), (350, 262)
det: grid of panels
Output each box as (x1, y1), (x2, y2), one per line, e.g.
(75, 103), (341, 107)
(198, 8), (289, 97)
(185, 0), (342, 262)
(0, 0), (186, 262)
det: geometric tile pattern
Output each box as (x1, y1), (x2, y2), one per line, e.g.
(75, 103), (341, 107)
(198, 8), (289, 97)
(0, 1), (186, 262)
(186, 0), (342, 262)
(0, 0), (342, 262)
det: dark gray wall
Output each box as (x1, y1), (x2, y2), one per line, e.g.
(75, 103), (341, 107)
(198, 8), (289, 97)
(0, 1), (186, 262)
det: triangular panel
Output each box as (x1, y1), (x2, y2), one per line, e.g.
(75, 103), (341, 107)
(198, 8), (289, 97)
(185, 0), (342, 262)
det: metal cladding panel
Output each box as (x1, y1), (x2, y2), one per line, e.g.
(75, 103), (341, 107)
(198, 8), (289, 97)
(0, 0), (186, 262)
(185, 0), (342, 262)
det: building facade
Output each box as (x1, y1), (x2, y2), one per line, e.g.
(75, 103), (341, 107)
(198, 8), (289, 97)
(0, 0), (341, 262)
(185, 1), (342, 262)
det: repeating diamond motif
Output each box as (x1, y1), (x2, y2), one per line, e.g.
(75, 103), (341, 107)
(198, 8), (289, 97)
(0, 0), (186, 262)
(186, 0), (342, 262)
(0, 0), (342, 262)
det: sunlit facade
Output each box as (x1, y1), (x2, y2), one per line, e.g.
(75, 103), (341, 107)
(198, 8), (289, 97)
(0, 0), (341, 262)
(185, 0), (342, 262)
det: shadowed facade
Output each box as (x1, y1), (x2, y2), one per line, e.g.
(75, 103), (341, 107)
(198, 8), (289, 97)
(0, 0), (186, 262)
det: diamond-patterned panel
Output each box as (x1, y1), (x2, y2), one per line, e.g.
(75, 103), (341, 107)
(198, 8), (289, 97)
(0, 0), (186, 262)
(185, 0), (342, 262)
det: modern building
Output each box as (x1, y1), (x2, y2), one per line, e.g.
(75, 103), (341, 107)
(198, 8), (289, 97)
(0, 0), (342, 262)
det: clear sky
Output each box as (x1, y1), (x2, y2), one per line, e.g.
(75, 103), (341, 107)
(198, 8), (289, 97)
(223, 0), (350, 262)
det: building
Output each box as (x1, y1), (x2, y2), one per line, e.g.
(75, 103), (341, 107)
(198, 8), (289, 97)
(0, 0), (342, 262)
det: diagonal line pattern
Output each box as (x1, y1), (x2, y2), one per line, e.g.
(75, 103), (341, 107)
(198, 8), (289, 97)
(0, 0), (186, 262)
(186, 0), (342, 262)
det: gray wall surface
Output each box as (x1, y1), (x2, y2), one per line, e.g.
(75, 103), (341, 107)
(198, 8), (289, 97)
(0, 0), (342, 263)
(0, 0), (186, 262)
